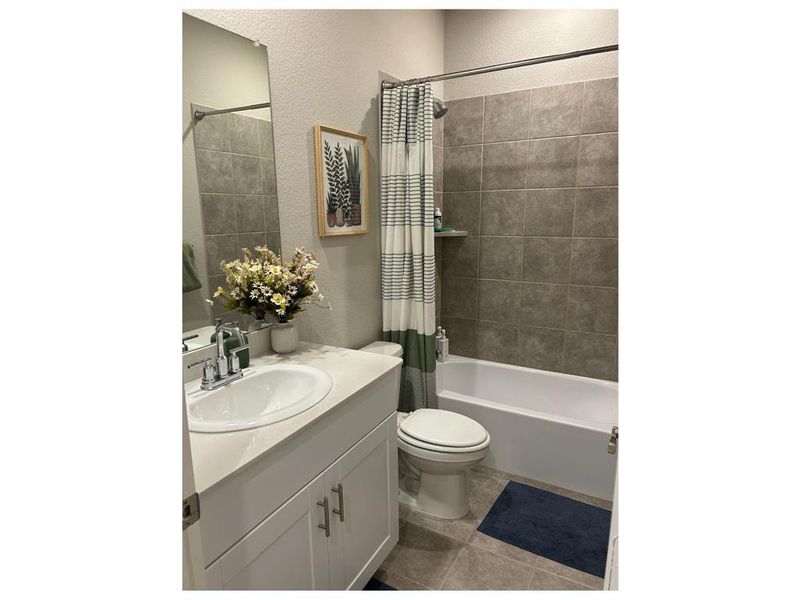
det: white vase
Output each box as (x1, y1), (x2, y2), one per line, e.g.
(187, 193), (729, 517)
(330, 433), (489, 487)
(270, 322), (298, 354)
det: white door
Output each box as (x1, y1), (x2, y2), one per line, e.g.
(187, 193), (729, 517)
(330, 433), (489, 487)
(327, 415), (399, 590)
(182, 390), (206, 590)
(206, 467), (332, 590)
(604, 450), (619, 590)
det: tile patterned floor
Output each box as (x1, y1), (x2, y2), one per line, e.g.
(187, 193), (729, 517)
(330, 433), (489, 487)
(373, 465), (609, 591)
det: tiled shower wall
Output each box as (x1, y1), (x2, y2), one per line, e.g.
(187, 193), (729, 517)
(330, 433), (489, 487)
(192, 104), (282, 326)
(433, 78), (618, 381)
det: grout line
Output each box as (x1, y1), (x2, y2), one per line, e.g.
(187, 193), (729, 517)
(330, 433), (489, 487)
(440, 129), (617, 149)
(439, 312), (617, 338)
(562, 190), (579, 369)
(437, 545), (465, 590)
(446, 183), (618, 192)
(526, 568), (537, 590)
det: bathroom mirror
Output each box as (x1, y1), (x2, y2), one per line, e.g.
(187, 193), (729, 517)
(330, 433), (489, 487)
(182, 14), (282, 352)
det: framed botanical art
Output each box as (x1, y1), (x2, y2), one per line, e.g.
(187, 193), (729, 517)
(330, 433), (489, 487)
(314, 124), (368, 236)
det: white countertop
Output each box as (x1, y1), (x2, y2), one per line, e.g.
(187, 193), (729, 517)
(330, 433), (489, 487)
(187, 342), (402, 494)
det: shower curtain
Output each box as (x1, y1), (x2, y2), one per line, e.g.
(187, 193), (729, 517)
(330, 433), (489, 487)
(380, 82), (437, 413)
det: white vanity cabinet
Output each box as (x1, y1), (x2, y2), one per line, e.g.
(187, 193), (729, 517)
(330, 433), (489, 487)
(204, 468), (331, 590)
(326, 416), (396, 589)
(198, 366), (400, 591)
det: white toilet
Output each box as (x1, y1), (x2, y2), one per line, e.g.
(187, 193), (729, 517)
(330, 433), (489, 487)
(360, 341), (491, 520)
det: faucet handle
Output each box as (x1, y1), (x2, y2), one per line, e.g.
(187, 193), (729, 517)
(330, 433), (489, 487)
(228, 345), (250, 374)
(187, 357), (216, 384)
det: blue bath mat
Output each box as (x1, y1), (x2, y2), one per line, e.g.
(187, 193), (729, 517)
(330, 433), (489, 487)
(363, 577), (396, 591)
(478, 481), (611, 578)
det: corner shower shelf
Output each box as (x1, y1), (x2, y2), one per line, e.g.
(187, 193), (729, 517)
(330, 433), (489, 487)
(434, 230), (468, 238)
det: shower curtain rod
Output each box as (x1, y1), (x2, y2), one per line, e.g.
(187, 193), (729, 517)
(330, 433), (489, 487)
(193, 101), (271, 121)
(381, 44), (618, 90)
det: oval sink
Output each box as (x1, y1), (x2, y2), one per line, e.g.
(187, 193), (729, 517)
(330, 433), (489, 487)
(186, 364), (333, 433)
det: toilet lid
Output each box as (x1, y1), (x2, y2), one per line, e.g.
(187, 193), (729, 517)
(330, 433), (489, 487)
(399, 409), (488, 448)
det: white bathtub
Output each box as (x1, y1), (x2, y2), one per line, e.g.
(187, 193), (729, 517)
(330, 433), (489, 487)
(436, 355), (618, 501)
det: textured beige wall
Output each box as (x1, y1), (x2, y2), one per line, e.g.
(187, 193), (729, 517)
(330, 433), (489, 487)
(443, 10), (618, 100)
(184, 10), (445, 349)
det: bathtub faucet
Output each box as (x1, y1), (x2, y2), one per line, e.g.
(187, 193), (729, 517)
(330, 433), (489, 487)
(435, 327), (449, 362)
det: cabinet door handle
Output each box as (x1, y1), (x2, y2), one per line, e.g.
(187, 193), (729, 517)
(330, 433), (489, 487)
(317, 497), (330, 537)
(331, 483), (345, 522)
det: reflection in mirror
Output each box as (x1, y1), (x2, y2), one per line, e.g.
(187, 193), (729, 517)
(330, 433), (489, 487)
(182, 14), (281, 352)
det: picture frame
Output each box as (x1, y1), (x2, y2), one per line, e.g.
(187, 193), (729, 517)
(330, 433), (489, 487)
(314, 124), (369, 237)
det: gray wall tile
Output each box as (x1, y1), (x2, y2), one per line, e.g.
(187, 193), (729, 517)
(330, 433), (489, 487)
(563, 331), (617, 380)
(482, 141), (528, 190)
(517, 326), (565, 371)
(232, 154), (263, 194)
(524, 189), (575, 236)
(529, 83), (583, 139)
(573, 187), (618, 237)
(444, 96), (484, 146)
(443, 145), (482, 191)
(522, 237), (572, 283)
(477, 321), (518, 364)
(566, 286), (618, 334)
(204, 234), (239, 275)
(433, 116), (443, 147)
(480, 190), (525, 235)
(265, 231), (282, 256)
(192, 105), (230, 152)
(434, 148), (443, 192)
(442, 236), (479, 278)
(581, 78), (618, 134)
(527, 137), (580, 188)
(440, 316), (477, 358)
(439, 78), (618, 380)
(237, 232), (266, 258)
(195, 150), (234, 194)
(484, 89), (531, 143)
(192, 115), (283, 333)
(571, 238), (618, 286)
(576, 133), (618, 186)
(264, 194), (280, 231)
(477, 279), (521, 322)
(201, 193), (236, 235)
(262, 157), (278, 195)
(229, 113), (260, 156)
(479, 237), (523, 281)
(443, 192), (481, 234)
(519, 282), (569, 328)
(235, 194), (265, 233)
(258, 120), (275, 158)
(441, 277), (478, 319)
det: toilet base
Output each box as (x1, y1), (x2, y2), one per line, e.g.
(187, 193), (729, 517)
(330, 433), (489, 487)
(399, 470), (470, 520)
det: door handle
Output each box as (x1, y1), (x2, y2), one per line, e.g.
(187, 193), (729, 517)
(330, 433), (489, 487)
(331, 483), (345, 522)
(317, 497), (330, 537)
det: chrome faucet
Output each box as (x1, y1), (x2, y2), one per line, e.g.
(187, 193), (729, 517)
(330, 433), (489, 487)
(187, 319), (250, 391)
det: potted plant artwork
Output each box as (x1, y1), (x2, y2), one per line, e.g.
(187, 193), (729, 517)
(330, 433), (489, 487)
(315, 125), (369, 236)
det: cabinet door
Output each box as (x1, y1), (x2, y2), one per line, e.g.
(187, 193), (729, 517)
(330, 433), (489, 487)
(208, 467), (333, 590)
(327, 415), (399, 590)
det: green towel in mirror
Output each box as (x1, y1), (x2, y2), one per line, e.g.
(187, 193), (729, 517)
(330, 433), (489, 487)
(183, 241), (203, 293)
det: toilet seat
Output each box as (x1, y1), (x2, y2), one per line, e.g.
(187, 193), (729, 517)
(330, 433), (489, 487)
(397, 428), (491, 454)
(398, 409), (490, 453)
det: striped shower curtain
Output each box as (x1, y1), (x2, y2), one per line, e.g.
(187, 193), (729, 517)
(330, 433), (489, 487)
(380, 82), (437, 413)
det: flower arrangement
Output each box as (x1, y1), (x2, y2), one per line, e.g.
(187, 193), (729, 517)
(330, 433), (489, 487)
(213, 246), (327, 323)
